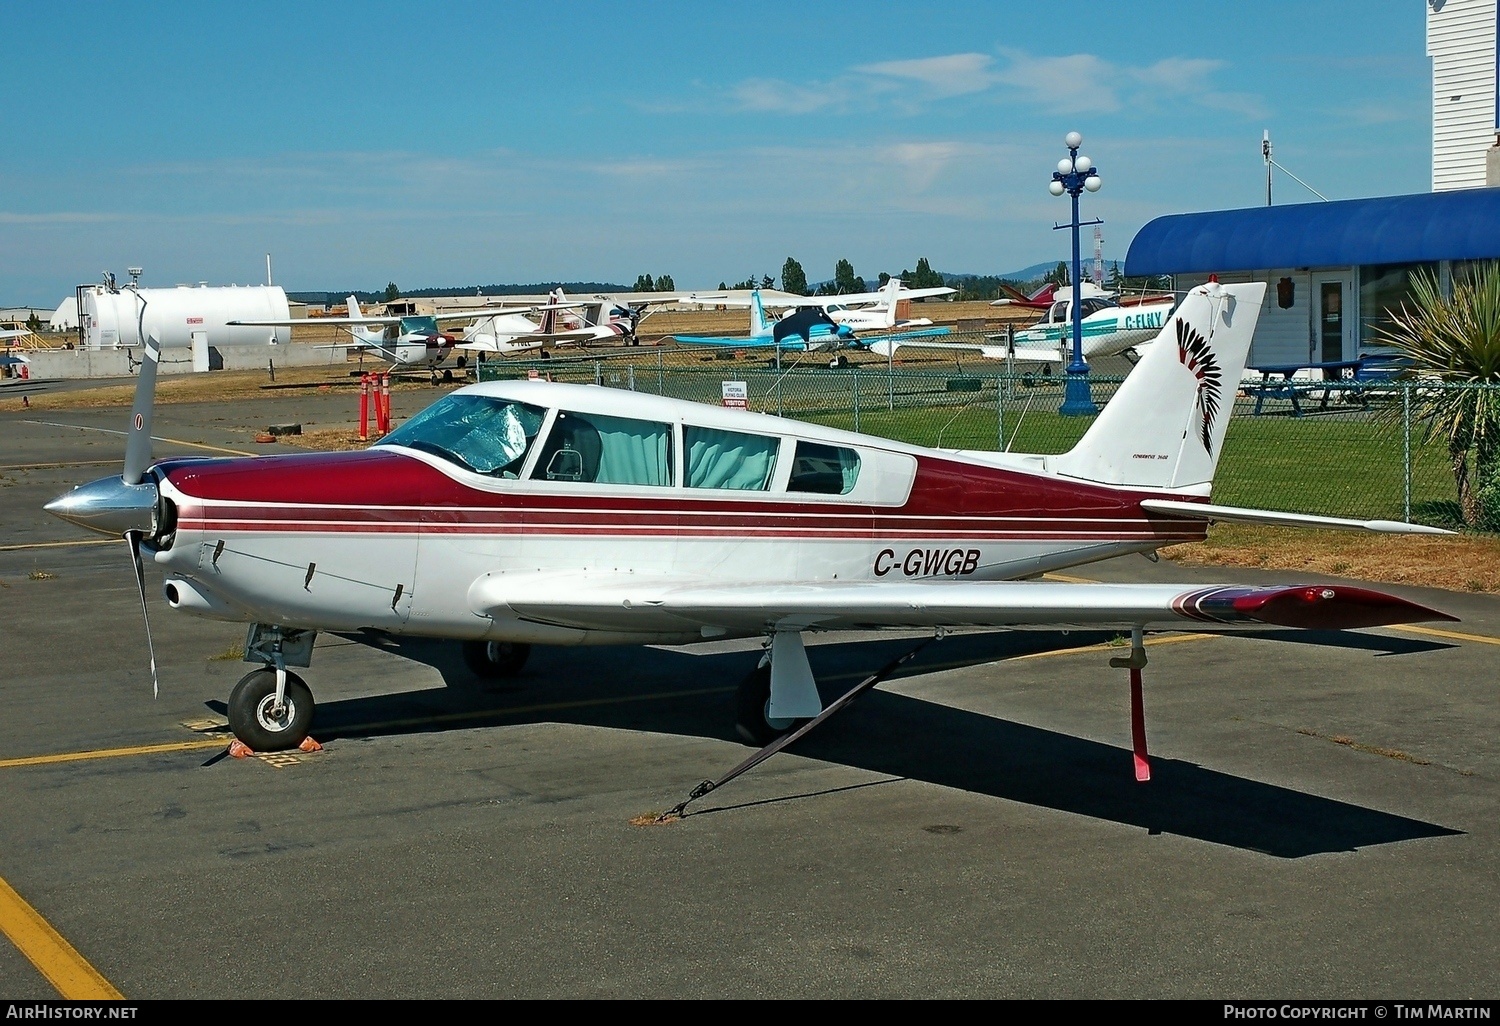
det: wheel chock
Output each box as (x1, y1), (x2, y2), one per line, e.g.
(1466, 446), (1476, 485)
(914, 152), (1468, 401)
(298, 737), (323, 753)
(228, 740), (254, 759)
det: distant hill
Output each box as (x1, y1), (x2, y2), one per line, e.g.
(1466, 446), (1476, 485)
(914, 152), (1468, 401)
(287, 282), (630, 305)
(995, 261), (1060, 283)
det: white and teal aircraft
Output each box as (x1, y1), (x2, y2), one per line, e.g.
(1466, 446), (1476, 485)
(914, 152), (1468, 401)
(1002, 283), (1178, 365)
(672, 290), (857, 352)
(868, 283), (1177, 366)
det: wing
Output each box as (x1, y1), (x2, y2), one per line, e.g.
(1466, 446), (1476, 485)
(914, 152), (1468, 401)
(228, 315), (403, 327)
(435, 303), (588, 321)
(469, 574), (1455, 636)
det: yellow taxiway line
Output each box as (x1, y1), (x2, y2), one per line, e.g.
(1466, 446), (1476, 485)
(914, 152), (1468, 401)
(0, 875), (122, 999)
(0, 738), (227, 770)
(0, 539), (119, 552)
(22, 419), (250, 458)
(1388, 623), (1500, 646)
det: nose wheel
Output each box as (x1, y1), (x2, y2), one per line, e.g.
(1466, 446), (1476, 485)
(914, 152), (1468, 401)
(228, 668), (314, 752)
(462, 640), (531, 678)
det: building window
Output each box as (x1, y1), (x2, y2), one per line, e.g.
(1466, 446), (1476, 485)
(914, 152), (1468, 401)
(1358, 263), (1427, 351)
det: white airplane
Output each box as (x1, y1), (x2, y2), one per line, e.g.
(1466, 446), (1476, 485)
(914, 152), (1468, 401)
(871, 282), (1178, 366)
(689, 278), (956, 331)
(45, 281), (1456, 789)
(457, 288), (663, 356)
(229, 295), (573, 381)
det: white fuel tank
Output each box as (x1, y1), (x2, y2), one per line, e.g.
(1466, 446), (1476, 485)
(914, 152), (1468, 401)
(78, 283), (292, 349)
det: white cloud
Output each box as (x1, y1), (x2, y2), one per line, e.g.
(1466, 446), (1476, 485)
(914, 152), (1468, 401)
(856, 53), (996, 97)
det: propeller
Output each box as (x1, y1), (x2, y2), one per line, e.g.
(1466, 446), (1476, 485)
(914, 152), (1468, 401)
(45, 332), (164, 697)
(123, 334), (162, 697)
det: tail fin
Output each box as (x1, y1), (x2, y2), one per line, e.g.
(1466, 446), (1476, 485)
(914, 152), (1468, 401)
(346, 295), (382, 344)
(874, 278), (900, 327)
(1047, 281), (1266, 492)
(750, 290), (772, 337)
(538, 288), (563, 334)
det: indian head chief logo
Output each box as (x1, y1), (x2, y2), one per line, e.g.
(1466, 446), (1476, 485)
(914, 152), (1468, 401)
(1175, 317), (1222, 455)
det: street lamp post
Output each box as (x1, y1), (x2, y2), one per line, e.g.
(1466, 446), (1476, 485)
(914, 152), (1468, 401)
(1049, 130), (1103, 416)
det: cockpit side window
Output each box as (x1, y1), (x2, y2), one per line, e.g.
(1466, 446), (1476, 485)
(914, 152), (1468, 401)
(685, 426), (778, 490)
(378, 394), (546, 477)
(530, 411), (673, 486)
(785, 441), (860, 495)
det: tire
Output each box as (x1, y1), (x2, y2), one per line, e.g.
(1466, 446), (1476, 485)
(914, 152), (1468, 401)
(734, 664), (808, 747)
(462, 640), (531, 678)
(227, 668), (314, 752)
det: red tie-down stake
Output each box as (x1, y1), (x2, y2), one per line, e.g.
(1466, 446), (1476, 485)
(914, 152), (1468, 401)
(379, 372), (392, 434)
(358, 373), (371, 441)
(1109, 626), (1151, 782)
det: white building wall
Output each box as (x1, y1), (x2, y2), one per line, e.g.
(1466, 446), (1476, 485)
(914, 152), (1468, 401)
(1428, 0), (1498, 191)
(1172, 269), (1315, 368)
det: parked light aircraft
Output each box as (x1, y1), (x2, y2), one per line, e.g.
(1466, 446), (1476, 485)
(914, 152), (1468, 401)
(456, 288), (677, 357)
(872, 283), (1178, 366)
(692, 278), (956, 331)
(45, 280), (1457, 788)
(228, 295), (575, 380)
(672, 290), (856, 351)
(990, 282), (1059, 310)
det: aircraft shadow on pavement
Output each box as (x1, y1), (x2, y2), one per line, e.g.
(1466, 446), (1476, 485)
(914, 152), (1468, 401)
(307, 629), (1458, 860)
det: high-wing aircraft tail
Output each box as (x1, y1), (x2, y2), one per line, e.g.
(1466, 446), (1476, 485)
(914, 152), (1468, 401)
(1049, 280), (1263, 492)
(749, 290), (774, 337)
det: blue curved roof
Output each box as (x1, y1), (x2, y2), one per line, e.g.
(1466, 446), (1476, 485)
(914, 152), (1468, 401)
(1124, 188), (1500, 276)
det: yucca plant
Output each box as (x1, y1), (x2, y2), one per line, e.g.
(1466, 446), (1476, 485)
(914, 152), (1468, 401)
(1375, 261), (1500, 529)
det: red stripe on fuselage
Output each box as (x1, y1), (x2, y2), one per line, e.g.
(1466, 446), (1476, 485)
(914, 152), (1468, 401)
(162, 448), (1207, 540)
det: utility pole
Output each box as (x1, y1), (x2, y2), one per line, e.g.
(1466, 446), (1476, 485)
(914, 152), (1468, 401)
(1263, 130), (1272, 206)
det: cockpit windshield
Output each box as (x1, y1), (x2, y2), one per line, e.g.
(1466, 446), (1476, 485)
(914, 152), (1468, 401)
(378, 394), (546, 477)
(400, 316), (440, 336)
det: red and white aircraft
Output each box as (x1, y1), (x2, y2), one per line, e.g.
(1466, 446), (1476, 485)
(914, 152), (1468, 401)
(45, 281), (1455, 782)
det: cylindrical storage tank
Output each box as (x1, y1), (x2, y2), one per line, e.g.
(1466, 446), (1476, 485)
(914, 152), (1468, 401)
(80, 284), (292, 349)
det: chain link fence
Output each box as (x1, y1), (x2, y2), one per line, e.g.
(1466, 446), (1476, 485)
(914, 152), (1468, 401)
(476, 337), (1486, 527)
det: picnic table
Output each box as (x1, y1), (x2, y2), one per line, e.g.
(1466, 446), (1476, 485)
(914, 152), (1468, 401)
(1242, 356), (1408, 416)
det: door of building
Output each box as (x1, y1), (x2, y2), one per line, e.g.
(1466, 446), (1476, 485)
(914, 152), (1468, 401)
(1310, 272), (1355, 363)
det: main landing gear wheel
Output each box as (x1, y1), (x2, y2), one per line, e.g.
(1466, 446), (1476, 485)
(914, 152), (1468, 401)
(227, 668), (314, 752)
(462, 640), (532, 678)
(734, 664), (809, 747)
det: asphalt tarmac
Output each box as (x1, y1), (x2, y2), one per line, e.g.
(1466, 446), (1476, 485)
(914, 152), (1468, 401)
(0, 385), (1497, 1000)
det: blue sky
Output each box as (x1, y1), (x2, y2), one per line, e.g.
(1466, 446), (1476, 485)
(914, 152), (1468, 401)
(1, 1), (1431, 303)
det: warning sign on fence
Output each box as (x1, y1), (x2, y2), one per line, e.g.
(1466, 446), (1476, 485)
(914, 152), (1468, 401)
(721, 381), (748, 408)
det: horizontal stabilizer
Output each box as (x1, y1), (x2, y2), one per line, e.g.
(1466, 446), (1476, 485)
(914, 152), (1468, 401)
(1141, 499), (1455, 535)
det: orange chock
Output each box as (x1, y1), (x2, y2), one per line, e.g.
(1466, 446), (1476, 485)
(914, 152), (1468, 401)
(227, 740), (254, 759)
(298, 737), (324, 753)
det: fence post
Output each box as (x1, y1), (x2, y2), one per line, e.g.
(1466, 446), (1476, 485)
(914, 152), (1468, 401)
(594, 361), (602, 386)
(852, 367), (860, 433)
(996, 374), (1004, 451)
(1403, 382), (1412, 523)
(657, 350), (664, 395)
(628, 364), (636, 391)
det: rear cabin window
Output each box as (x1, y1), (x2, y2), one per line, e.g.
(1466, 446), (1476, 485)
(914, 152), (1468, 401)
(531, 411), (673, 486)
(786, 441), (860, 495)
(685, 426), (779, 490)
